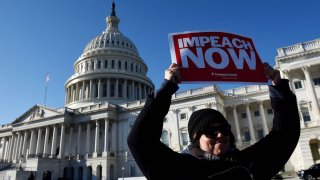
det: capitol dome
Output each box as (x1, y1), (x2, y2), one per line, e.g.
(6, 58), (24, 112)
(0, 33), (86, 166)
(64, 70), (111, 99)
(65, 2), (154, 108)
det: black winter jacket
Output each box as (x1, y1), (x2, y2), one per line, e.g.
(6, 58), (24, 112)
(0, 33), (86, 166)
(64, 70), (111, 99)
(127, 79), (300, 180)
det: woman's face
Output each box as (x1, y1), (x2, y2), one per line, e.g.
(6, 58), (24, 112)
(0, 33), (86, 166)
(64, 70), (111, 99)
(198, 123), (231, 157)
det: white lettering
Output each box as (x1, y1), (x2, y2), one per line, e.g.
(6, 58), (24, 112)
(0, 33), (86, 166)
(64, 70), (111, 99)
(183, 37), (200, 48)
(199, 36), (210, 47)
(231, 38), (243, 49)
(210, 36), (221, 47)
(178, 39), (184, 48)
(205, 48), (229, 69)
(242, 40), (253, 51)
(228, 49), (256, 70)
(221, 37), (233, 48)
(180, 48), (205, 68)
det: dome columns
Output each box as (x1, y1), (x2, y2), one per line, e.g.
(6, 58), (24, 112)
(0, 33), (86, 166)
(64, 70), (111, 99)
(66, 78), (153, 106)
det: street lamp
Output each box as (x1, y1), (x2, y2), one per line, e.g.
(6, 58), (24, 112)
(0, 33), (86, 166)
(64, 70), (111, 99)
(122, 150), (128, 180)
(121, 166), (125, 180)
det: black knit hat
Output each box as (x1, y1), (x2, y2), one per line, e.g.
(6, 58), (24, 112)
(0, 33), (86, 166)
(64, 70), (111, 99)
(188, 108), (234, 144)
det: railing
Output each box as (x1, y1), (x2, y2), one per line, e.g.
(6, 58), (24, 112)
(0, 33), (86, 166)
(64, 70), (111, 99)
(173, 85), (217, 99)
(223, 85), (268, 96)
(277, 38), (320, 57)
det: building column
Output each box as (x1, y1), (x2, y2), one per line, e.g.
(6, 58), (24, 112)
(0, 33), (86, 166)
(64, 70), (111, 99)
(15, 132), (23, 162)
(5, 137), (11, 162)
(232, 105), (242, 146)
(35, 128), (43, 157)
(22, 131), (28, 160)
(107, 79), (111, 98)
(98, 79), (102, 98)
(302, 66), (320, 122)
(75, 82), (79, 101)
(258, 101), (269, 136)
(86, 122), (91, 158)
(77, 124), (82, 158)
(17, 133), (24, 161)
(115, 79), (119, 98)
(5, 137), (12, 162)
(283, 70), (295, 93)
(1, 137), (6, 161)
(43, 127), (50, 157)
(50, 125), (58, 158)
(85, 82), (89, 100)
(29, 130), (36, 158)
(71, 85), (75, 102)
(111, 121), (117, 153)
(67, 87), (70, 103)
(103, 119), (109, 156)
(10, 134), (17, 162)
(124, 80), (127, 99)
(171, 109), (181, 151)
(67, 126), (74, 157)
(93, 120), (100, 157)
(58, 124), (65, 158)
(298, 105), (306, 128)
(245, 103), (256, 144)
(14, 132), (22, 162)
(131, 81), (135, 100)
(89, 80), (93, 99)
(187, 106), (195, 142)
(78, 82), (82, 101)
(0, 137), (3, 161)
(138, 83), (141, 99)
(187, 106), (195, 118)
(142, 84), (146, 99)
(4, 138), (9, 162)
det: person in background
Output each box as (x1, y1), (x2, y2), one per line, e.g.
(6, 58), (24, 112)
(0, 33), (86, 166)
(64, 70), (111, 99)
(127, 63), (300, 180)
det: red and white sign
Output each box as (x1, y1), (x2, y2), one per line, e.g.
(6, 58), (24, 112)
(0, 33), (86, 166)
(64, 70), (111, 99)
(168, 31), (268, 83)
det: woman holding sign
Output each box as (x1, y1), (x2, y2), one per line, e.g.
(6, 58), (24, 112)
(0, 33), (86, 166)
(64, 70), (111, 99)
(127, 63), (300, 180)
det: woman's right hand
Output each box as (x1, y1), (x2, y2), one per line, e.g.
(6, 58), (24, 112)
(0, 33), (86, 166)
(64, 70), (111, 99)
(264, 63), (281, 85)
(165, 63), (181, 84)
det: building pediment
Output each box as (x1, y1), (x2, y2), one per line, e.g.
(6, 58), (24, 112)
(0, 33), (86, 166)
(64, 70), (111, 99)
(12, 105), (63, 124)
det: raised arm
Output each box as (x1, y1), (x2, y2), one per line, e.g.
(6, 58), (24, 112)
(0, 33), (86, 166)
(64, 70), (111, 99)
(127, 64), (181, 179)
(240, 63), (301, 179)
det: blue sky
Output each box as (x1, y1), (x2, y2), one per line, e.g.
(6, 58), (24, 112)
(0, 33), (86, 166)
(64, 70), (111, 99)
(0, 0), (319, 124)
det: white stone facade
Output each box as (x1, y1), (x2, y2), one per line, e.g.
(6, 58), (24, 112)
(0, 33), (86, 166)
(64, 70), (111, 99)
(0, 3), (320, 180)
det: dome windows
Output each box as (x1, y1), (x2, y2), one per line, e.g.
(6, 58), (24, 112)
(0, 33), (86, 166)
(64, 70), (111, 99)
(104, 60), (108, 69)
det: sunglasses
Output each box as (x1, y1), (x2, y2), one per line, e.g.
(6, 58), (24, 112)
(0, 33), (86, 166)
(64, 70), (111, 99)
(202, 126), (231, 138)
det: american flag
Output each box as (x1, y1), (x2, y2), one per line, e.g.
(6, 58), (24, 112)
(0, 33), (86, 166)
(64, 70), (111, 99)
(46, 73), (50, 83)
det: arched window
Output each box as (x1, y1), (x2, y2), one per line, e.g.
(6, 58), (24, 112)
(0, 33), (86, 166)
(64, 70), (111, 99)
(63, 167), (68, 179)
(94, 83), (99, 98)
(70, 167), (74, 180)
(97, 60), (101, 69)
(87, 166), (92, 180)
(104, 60), (108, 69)
(96, 165), (102, 180)
(102, 83), (107, 97)
(78, 166), (83, 180)
(110, 82), (115, 97)
(127, 84), (131, 99)
(118, 83), (123, 98)
(110, 165), (115, 180)
(111, 60), (115, 69)
(42, 170), (52, 180)
(118, 61), (121, 69)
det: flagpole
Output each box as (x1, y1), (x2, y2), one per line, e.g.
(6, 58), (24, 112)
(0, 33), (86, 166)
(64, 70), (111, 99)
(44, 74), (49, 106)
(44, 82), (48, 106)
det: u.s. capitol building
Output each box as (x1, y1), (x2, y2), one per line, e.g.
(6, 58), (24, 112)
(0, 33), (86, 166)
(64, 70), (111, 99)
(0, 3), (320, 180)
